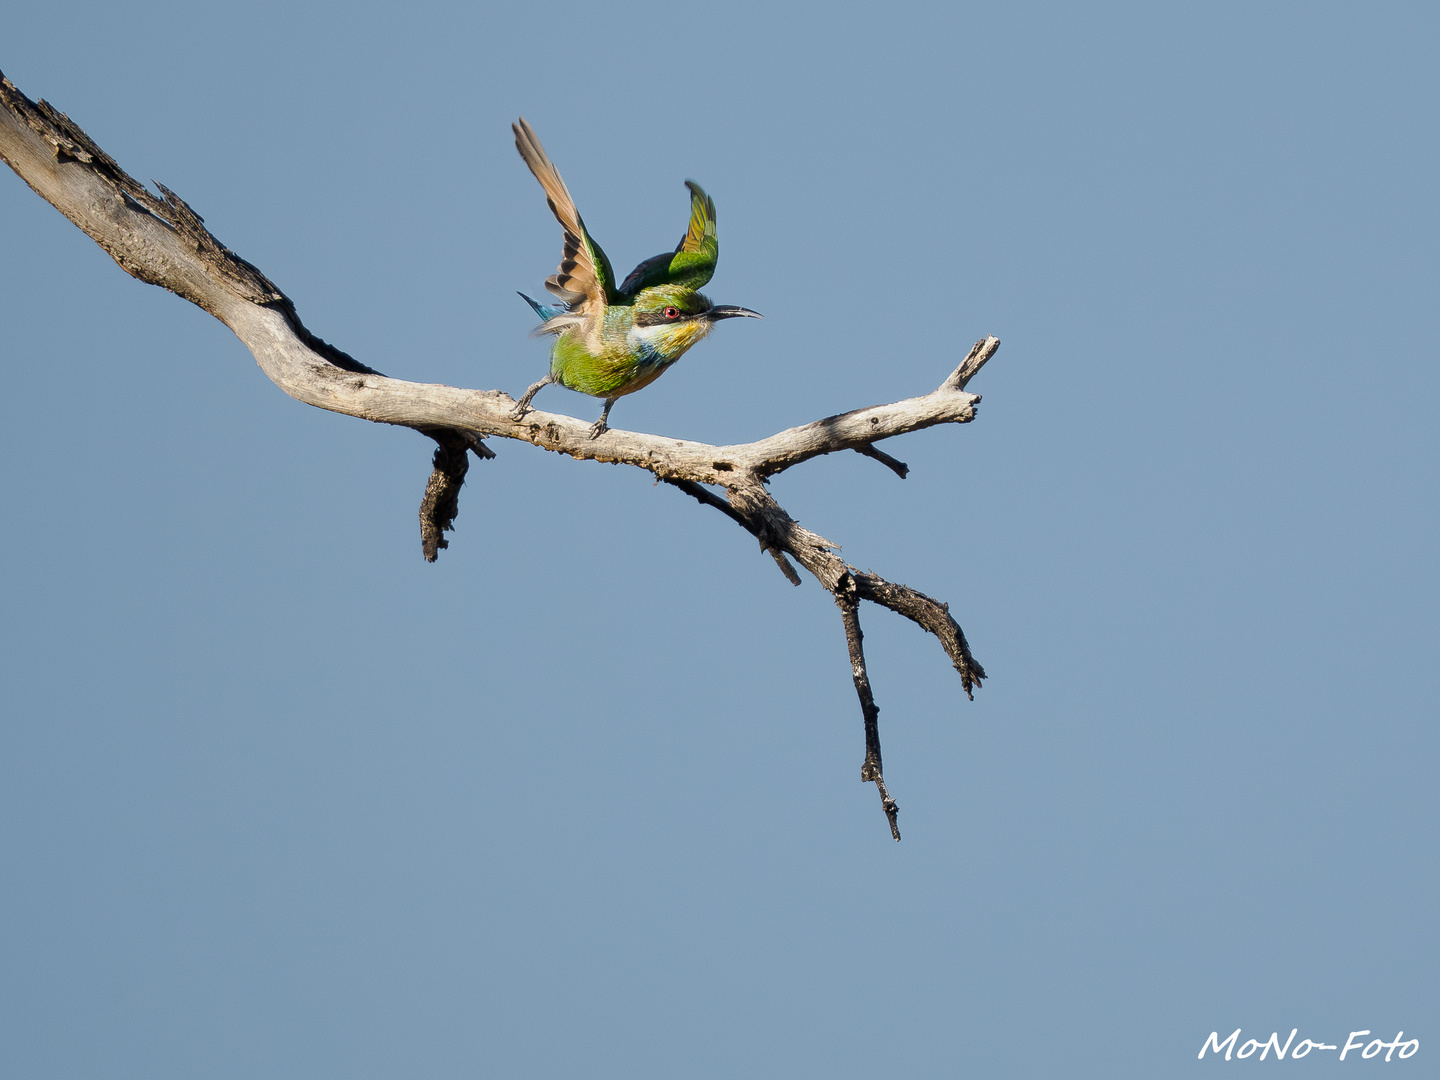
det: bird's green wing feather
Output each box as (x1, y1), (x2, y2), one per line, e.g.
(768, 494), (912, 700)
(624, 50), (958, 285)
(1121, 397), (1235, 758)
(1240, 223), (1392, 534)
(512, 118), (621, 309)
(619, 181), (719, 296)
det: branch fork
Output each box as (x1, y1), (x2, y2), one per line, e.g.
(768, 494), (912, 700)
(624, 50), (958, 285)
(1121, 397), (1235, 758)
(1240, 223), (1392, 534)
(1, 69), (996, 838)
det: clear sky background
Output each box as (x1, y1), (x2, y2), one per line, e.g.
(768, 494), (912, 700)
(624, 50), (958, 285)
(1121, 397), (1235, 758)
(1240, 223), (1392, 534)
(2, 2), (1436, 1077)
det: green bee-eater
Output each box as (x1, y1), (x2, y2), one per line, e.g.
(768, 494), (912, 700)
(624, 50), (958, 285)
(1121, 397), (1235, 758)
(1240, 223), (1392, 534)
(510, 118), (761, 438)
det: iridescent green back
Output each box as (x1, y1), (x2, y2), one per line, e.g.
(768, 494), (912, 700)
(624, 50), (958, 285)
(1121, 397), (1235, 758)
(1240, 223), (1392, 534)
(618, 182), (719, 296)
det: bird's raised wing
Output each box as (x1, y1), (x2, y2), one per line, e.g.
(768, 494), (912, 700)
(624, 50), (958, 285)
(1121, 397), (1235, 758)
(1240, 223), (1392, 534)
(512, 118), (619, 312)
(619, 181), (719, 296)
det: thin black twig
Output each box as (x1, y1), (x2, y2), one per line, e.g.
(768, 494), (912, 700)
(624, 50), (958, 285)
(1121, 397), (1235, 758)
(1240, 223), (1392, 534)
(837, 595), (900, 841)
(854, 444), (909, 479)
(661, 476), (802, 585)
(660, 475), (748, 527)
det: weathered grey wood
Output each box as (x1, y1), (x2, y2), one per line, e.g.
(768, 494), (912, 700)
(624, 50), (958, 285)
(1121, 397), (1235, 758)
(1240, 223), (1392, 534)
(1, 69), (999, 837)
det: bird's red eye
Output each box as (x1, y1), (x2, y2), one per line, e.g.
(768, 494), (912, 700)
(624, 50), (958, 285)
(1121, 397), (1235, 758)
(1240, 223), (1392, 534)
(663, 306), (680, 319)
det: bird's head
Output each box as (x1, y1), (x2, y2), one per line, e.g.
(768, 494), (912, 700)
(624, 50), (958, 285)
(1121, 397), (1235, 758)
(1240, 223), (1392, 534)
(627, 285), (762, 360)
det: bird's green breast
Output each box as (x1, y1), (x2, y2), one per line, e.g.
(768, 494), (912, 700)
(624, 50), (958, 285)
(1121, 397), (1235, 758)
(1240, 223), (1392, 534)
(549, 307), (711, 399)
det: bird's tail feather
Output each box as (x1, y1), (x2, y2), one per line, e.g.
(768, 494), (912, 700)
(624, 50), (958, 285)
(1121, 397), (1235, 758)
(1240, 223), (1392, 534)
(518, 291), (581, 337)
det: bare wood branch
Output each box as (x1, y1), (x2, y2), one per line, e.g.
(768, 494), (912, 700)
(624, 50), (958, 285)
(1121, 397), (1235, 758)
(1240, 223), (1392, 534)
(742, 384), (982, 480)
(849, 572), (987, 700)
(947, 335), (1002, 392)
(1, 69), (997, 835)
(0, 72), (986, 487)
(837, 597), (900, 841)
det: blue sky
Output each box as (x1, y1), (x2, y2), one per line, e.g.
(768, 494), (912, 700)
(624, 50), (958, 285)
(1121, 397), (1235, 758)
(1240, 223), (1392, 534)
(2, 2), (1436, 1076)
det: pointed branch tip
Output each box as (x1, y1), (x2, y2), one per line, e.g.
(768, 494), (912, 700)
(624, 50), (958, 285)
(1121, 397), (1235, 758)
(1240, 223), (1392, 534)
(945, 335), (1001, 392)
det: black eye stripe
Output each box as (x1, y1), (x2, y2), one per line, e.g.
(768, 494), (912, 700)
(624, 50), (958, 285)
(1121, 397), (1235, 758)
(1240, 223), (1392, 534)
(635, 308), (693, 327)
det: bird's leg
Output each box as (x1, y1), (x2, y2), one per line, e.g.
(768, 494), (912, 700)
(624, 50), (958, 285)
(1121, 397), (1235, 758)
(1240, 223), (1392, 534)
(512, 374), (554, 419)
(589, 398), (617, 440)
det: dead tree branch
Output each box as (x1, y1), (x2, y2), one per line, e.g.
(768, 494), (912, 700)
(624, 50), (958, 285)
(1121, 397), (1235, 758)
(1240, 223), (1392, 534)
(838, 596), (900, 840)
(0, 70), (997, 837)
(419, 429), (494, 562)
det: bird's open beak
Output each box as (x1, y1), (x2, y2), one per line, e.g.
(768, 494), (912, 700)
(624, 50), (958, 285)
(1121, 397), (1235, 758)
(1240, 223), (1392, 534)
(706, 306), (763, 321)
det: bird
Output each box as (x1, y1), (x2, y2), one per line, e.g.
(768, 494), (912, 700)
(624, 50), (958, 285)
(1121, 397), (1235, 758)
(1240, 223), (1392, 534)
(510, 117), (761, 438)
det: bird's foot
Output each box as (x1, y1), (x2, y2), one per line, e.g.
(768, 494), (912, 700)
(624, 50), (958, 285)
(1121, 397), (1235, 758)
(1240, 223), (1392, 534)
(588, 417), (609, 440)
(512, 375), (554, 421)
